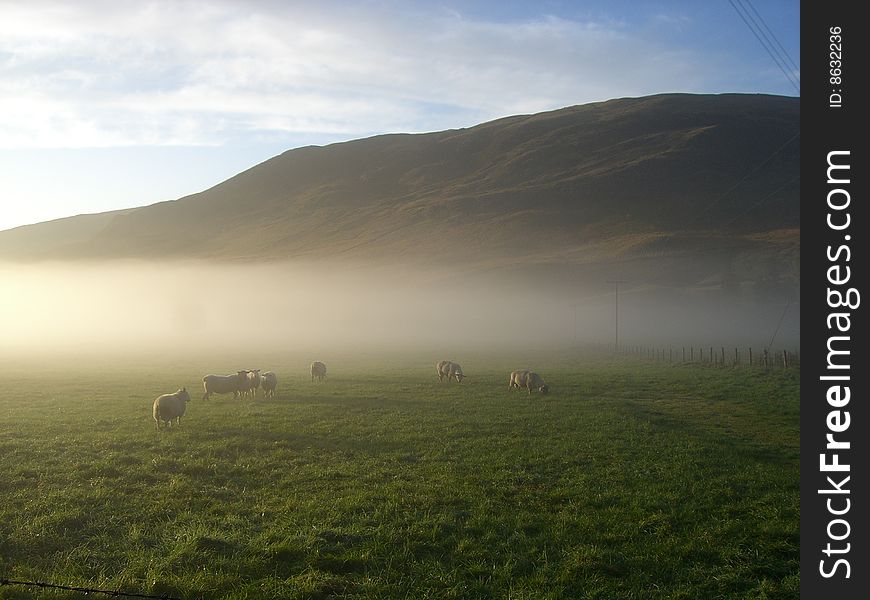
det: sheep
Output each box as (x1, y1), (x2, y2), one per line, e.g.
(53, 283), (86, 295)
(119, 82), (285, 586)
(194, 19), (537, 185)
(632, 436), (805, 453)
(241, 369), (261, 398)
(202, 371), (247, 401)
(261, 371), (278, 398)
(436, 360), (465, 382)
(310, 361), (327, 382)
(509, 370), (549, 395)
(152, 388), (191, 430)
(508, 370), (526, 390)
(436, 360), (449, 381)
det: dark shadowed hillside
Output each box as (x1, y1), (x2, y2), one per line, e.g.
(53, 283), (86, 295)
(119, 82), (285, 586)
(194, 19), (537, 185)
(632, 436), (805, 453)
(0, 93), (798, 294)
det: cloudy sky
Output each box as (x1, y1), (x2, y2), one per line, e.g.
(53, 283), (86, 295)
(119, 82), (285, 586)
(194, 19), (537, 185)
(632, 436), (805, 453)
(0, 0), (800, 232)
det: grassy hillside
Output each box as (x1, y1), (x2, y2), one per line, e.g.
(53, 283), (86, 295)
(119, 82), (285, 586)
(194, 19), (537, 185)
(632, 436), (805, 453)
(0, 94), (799, 291)
(0, 355), (799, 599)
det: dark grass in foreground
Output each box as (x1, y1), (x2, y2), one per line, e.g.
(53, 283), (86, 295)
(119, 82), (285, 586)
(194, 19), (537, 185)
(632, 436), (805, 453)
(0, 359), (799, 599)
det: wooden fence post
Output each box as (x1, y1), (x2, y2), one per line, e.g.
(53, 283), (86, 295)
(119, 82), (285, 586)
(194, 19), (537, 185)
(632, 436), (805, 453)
(749, 347), (753, 366)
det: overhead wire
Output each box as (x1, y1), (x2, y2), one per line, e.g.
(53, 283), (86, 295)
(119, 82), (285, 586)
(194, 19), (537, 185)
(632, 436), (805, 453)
(727, 0), (800, 93)
(721, 174), (799, 228)
(734, 0), (800, 89)
(680, 130), (799, 230)
(742, 0), (800, 76)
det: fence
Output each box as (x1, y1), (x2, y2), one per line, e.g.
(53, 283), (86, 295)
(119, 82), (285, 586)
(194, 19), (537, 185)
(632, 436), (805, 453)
(617, 344), (799, 368)
(0, 577), (182, 599)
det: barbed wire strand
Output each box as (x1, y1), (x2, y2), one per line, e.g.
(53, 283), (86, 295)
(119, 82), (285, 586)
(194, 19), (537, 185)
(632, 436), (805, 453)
(0, 577), (183, 600)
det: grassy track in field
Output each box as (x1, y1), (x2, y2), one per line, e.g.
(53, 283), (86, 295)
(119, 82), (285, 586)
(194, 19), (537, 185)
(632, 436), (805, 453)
(0, 357), (799, 599)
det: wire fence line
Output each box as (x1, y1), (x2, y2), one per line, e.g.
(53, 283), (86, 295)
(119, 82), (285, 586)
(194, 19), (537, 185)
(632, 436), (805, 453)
(617, 344), (799, 369)
(0, 578), (183, 600)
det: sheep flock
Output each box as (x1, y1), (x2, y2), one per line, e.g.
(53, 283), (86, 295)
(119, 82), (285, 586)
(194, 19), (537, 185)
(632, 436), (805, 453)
(153, 360), (550, 431)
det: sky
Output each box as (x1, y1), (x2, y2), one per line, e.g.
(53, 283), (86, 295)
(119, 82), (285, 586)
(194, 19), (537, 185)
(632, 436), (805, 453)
(0, 0), (800, 233)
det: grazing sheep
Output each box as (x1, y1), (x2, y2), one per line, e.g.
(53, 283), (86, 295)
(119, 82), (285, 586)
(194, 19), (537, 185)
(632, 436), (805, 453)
(261, 371), (278, 398)
(310, 361), (327, 382)
(153, 388), (191, 430)
(436, 360), (449, 381)
(508, 370), (526, 390)
(202, 371), (247, 401)
(509, 370), (549, 395)
(436, 360), (465, 382)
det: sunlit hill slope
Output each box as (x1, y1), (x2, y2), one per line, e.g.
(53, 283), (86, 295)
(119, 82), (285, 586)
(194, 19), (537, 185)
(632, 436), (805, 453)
(0, 93), (798, 292)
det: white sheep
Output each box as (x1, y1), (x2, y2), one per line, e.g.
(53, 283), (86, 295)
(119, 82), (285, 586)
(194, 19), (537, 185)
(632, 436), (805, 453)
(202, 371), (247, 400)
(260, 371), (278, 398)
(509, 370), (549, 395)
(436, 360), (465, 382)
(152, 388), (191, 430)
(241, 369), (261, 398)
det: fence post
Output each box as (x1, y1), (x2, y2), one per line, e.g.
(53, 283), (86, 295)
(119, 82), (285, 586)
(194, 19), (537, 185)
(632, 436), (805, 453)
(749, 347), (753, 366)
(783, 349), (789, 368)
(735, 347), (739, 366)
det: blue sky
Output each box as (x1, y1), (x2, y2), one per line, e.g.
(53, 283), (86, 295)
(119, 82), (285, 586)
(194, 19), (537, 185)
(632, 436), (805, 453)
(0, 0), (799, 232)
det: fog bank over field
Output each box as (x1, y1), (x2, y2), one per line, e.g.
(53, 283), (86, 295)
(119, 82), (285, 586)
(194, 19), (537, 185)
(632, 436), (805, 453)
(0, 95), (800, 362)
(1, 260), (798, 360)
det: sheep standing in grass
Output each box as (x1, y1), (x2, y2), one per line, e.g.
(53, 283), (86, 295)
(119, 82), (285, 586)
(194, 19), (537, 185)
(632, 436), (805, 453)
(202, 371), (247, 400)
(261, 371), (278, 398)
(243, 369), (261, 398)
(153, 388), (191, 430)
(509, 370), (549, 395)
(310, 361), (327, 382)
(436, 360), (465, 382)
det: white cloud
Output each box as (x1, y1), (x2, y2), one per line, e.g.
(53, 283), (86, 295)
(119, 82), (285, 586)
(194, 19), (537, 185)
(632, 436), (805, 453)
(0, 1), (719, 149)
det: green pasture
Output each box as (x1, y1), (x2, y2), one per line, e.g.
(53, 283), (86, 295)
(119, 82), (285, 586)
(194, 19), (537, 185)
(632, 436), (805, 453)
(0, 355), (799, 599)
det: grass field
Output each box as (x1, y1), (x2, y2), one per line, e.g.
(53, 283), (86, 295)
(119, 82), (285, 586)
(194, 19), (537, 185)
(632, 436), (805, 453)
(0, 354), (799, 599)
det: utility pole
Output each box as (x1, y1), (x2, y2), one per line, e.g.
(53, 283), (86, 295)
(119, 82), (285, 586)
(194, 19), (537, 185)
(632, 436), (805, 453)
(572, 304), (578, 344)
(606, 280), (626, 351)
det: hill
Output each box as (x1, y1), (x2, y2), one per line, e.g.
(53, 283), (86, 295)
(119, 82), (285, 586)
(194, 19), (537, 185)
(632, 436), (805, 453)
(0, 93), (799, 292)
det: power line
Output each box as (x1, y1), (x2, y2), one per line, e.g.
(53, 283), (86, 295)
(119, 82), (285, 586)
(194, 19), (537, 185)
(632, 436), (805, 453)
(728, 0), (800, 93)
(734, 0), (800, 90)
(721, 174), (799, 228)
(606, 280), (627, 351)
(766, 295), (793, 351)
(742, 0), (800, 75)
(727, 0), (800, 93)
(0, 577), (183, 600)
(681, 130), (799, 230)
